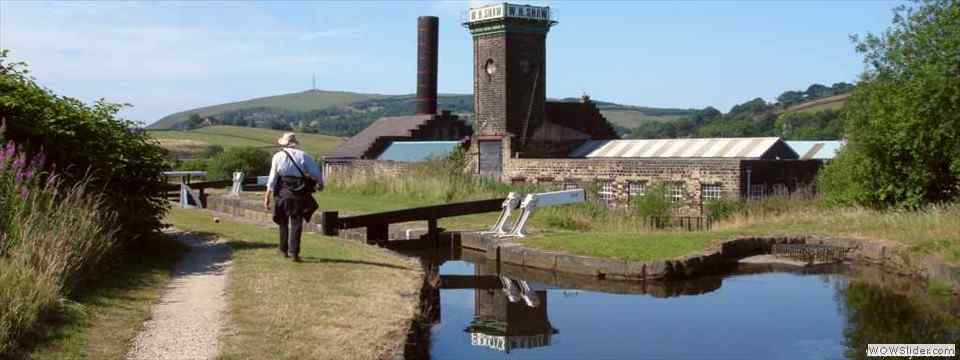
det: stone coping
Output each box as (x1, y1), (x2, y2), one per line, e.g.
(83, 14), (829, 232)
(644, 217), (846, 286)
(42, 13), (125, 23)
(460, 232), (960, 293)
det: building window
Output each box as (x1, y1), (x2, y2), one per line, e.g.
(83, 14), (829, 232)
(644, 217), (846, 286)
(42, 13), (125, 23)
(750, 184), (766, 200)
(667, 182), (685, 203)
(772, 183), (788, 197)
(628, 181), (646, 199)
(702, 183), (722, 202)
(597, 180), (615, 202)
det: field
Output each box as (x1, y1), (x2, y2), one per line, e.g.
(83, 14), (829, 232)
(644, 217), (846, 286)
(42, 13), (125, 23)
(782, 93), (850, 114)
(148, 125), (343, 157)
(150, 90), (389, 129)
(600, 109), (687, 129)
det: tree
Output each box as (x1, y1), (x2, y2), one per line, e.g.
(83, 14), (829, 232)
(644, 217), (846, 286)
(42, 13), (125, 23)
(805, 83), (832, 99)
(777, 90), (806, 107)
(206, 146), (271, 180)
(775, 110), (844, 140)
(819, 0), (960, 207)
(186, 113), (203, 129)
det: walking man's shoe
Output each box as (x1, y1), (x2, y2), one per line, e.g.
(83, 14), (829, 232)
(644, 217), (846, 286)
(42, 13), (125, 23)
(279, 249), (289, 258)
(292, 255), (302, 262)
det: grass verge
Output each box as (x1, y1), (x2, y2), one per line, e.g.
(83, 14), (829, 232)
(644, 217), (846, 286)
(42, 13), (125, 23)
(523, 232), (718, 262)
(19, 235), (185, 360)
(165, 208), (422, 360)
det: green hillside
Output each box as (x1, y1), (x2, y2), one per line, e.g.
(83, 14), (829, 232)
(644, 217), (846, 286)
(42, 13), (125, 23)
(149, 126), (343, 157)
(149, 90), (389, 129)
(151, 90), (695, 135)
(782, 92), (850, 114)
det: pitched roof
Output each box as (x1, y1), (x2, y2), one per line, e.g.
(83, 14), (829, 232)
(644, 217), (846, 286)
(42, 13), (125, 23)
(376, 141), (461, 162)
(325, 115), (434, 159)
(569, 137), (798, 159)
(785, 140), (844, 160)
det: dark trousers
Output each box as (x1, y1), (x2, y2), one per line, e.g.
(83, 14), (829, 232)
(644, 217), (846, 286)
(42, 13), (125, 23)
(273, 176), (319, 257)
(277, 211), (304, 256)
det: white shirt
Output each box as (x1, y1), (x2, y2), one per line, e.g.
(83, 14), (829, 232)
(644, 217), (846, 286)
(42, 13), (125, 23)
(266, 147), (323, 191)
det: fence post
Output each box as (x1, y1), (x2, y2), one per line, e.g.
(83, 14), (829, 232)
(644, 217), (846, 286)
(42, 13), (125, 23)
(321, 211), (339, 236)
(428, 219), (438, 249)
(230, 172), (244, 196)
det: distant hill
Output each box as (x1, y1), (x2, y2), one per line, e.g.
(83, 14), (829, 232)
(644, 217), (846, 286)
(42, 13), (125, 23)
(150, 90), (698, 136)
(149, 90), (390, 130)
(148, 126), (342, 158)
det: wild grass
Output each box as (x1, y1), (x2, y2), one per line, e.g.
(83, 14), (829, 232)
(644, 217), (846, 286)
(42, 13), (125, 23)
(27, 235), (184, 359)
(716, 202), (960, 263)
(166, 208), (422, 360)
(327, 152), (521, 204)
(0, 183), (119, 357)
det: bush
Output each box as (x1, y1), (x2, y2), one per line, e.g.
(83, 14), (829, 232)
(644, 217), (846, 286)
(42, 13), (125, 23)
(0, 51), (169, 246)
(704, 198), (744, 221)
(630, 183), (675, 218)
(174, 158), (210, 173)
(199, 144), (224, 159)
(0, 142), (117, 355)
(819, 1), (960, 208)
(206, 146), (271, 180)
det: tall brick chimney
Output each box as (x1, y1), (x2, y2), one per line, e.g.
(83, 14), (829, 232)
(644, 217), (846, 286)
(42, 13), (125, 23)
(416, 16), (439, 115)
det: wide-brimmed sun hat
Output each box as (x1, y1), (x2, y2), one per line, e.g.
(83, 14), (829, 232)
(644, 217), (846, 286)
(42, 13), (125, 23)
(278, 132), (298, 146)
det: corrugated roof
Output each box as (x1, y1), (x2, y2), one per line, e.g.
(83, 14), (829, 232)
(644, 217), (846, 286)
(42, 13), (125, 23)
(569, 137), (795, 159)
(376, 141), (460, 162)
(326, 115), (434, 159)
(785, 140), (844, 160)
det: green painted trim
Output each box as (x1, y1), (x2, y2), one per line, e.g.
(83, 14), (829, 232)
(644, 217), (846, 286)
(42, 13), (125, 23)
(468, 20), (553, 37)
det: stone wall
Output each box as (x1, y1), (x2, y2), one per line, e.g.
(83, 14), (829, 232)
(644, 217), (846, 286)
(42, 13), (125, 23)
(504, 157), (743, 213)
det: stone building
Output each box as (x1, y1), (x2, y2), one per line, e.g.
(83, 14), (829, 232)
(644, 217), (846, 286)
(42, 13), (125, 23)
(326, 4), (827, 214)
(506, 137), (821, 213)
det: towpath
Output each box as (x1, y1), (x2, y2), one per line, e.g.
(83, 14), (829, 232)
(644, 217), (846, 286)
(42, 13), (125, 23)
(127, 230), (232, 360)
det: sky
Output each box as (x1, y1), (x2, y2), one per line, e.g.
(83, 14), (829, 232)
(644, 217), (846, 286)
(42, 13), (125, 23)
(0, 1), (901, 126)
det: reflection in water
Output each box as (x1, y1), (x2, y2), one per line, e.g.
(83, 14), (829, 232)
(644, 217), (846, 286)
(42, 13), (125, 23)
(839, 278), (960, 360)
(414, 248), (959, 360)
(467, 262), (557, 353)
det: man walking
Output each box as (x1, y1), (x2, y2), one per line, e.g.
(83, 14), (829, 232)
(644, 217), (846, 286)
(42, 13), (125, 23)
(264, 133), (323, 262)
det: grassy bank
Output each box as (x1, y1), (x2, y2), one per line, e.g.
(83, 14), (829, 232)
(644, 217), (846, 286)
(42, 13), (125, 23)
(165, 208), (422, 360)
(26, 237), (184, 359)
(719, 204), (960, 264)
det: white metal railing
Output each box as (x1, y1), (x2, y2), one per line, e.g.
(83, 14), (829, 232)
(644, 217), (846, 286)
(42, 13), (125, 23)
(484, 189), (585, 238)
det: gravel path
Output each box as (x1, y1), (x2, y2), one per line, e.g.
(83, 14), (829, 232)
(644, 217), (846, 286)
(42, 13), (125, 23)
(127, 231), (232, 360)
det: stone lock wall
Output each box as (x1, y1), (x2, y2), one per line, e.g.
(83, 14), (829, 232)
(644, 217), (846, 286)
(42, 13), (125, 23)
(503, 158), (743, 214)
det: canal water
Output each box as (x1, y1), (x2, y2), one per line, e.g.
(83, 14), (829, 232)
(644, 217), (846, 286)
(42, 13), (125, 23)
(414, 249), (959, 360)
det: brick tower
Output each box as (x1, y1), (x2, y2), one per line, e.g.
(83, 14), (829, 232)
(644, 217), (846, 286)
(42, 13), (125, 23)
(465, 3), (556, 179)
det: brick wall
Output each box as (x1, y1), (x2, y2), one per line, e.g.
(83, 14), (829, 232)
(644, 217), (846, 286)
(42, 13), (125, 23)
(504, 158), (744, 214)
(473, 34), (508, 137)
